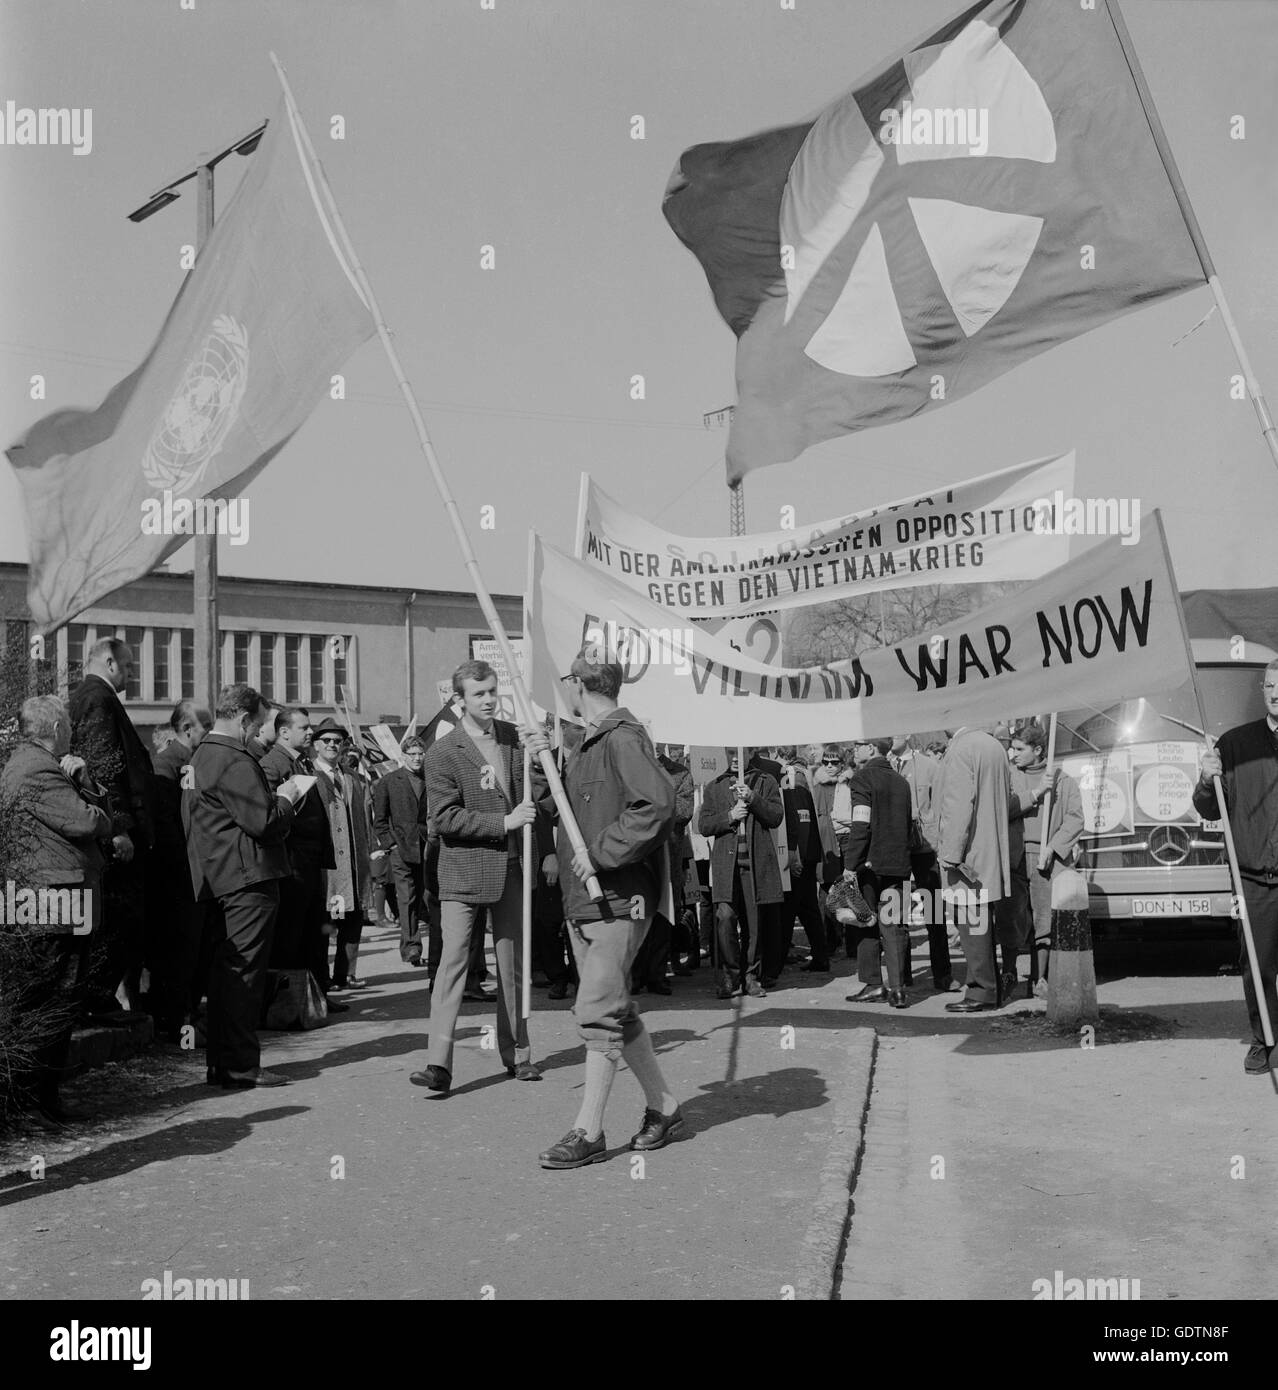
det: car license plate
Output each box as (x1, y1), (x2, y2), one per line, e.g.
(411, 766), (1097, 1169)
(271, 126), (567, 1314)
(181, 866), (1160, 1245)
(1130, 896), (1211, 916)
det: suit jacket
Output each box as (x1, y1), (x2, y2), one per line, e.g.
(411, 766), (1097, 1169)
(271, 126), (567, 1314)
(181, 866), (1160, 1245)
(892, 750), (940, 852)
(260, 741), (334, 869)
(181, 732), (294, 900)
(373, 765), (430, 863)
(936, 728), (1012, 901)
(426, 719), (524, 905)
(69, 674), (154, 850)
(313, 761), (374, 917)
(698, 761), (784, 904)
(843, 756), (913, 879)
(0, 739), (111, 893)
(149, 739), (192, 862)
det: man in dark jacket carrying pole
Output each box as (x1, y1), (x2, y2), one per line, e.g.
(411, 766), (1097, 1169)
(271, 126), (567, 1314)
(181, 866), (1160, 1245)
(699, 748), (784, 1001)
(525, 651), (683, 1170)
(843, 738), (914, 1010)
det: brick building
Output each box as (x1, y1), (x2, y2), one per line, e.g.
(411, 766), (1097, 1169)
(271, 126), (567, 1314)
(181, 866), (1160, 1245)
(0, 561), (522, 737)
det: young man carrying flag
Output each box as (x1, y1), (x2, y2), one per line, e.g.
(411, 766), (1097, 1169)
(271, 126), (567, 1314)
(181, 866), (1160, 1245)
(524, 651), (684, 1170)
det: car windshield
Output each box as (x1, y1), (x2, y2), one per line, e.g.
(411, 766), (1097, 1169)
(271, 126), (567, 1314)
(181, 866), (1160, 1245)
(1055, 666), (1267, 754)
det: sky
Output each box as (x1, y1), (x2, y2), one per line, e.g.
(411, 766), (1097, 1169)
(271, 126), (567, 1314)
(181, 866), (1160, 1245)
(1, 0), (1276, 606)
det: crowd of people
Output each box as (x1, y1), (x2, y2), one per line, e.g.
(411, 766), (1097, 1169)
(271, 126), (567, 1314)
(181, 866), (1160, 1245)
(7, 633), (1274, 1145)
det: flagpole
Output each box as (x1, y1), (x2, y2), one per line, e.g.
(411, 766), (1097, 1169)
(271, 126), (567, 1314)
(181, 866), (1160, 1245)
(268, 52), (603, 902)
(1158, 512), (1275, 1053)
(1106, 0), (1278, 475)
(1036, 711), (1059, 872)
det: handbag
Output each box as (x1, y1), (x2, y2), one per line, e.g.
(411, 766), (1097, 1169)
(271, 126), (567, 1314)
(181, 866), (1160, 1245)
(825, 874), (878, 928)
(262, 968), (329, 1031)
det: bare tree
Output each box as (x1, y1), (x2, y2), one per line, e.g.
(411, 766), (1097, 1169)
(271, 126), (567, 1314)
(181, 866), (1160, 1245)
(782, 580), (1029, 667)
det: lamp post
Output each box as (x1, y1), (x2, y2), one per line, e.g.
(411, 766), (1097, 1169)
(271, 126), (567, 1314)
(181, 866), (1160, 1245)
(126, 121), (267, 712)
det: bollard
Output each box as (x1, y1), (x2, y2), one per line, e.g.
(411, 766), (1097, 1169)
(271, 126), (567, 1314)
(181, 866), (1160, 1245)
(1046, 867), (1098, 1028)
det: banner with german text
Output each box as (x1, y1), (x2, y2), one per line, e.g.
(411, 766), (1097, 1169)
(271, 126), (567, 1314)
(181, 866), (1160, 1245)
(577, 452), (1074, 620)
(529, 512), (1191, 745)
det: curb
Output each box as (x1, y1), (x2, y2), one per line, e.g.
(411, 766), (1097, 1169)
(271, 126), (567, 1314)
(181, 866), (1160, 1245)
(65, 1016), (154, 1076)
(792, 1026), (878, 1301)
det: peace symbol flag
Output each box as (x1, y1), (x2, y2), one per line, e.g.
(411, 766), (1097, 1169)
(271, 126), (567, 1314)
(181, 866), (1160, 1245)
(5, 92), (375, 634)
(664, 0), (1205, 483)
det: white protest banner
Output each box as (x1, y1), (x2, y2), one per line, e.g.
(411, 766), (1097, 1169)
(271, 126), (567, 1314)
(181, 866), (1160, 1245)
(576, 452), (1075, 619)
(528, 511), (1191, 745)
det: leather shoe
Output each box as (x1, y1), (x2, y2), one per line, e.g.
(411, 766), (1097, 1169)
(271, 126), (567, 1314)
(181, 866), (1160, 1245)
(746, 979), (767, 998)
(410, 1065), (451, 1093)
(1245, 1043), (1272, 1074)
(933, 973), (954, 993)
(847, 985), (887, 1003)
(538, 1128), (608, 1169)
(547, 981), (569, 1000)
(801, 961), (831, 973)
(945, 999), (997, 1013)
(506, 1062), (543, 1081)
(628, 1106), (687, 1151)
(888, 989), (909, 1009)
(220, 1069), (290, 1088)
(645, 980), (672, 996)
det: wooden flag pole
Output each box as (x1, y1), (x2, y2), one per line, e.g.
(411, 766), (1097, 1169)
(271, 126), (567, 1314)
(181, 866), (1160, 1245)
(522, 743), (534, 1021)
(1036, 711), (1060, 872)
(269, 52), (603, 901)
(1107, 0), (1278, 475)
(1159, 515), (1275, 1053)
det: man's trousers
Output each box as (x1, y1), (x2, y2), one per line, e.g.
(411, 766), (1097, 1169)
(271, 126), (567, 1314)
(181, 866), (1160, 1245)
(1239, 877), (1278, 1048)
(427, 864), (530, 1075)
(391, 853), (426, 963)
(856, 871), (908, 991)
(567, 913), (651, 1061)
(207, 880), (279, 1079)
(785, 861), (825, 967)
(714, 869), (764, 990)
(944, 869), (999, 1006)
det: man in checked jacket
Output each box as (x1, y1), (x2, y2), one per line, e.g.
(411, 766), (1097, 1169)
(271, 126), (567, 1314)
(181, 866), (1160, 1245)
(409, 660), (542, 1095)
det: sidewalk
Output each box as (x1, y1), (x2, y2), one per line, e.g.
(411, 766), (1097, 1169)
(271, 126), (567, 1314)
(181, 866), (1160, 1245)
(839, 951), (1278, 1300)
(1, 924), (874, 1301)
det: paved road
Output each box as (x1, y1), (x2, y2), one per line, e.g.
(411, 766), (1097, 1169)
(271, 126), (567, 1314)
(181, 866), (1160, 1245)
(1, 922), (872, 1301)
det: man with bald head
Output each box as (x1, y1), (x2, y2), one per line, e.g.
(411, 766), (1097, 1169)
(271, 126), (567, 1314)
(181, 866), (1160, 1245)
(69, 636), (155, 1015)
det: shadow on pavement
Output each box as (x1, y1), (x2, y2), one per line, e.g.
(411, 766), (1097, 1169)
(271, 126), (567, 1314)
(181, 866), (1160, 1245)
(0, 1105), (306, 1205)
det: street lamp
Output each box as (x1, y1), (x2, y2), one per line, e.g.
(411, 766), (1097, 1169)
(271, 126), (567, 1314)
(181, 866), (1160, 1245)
(125, 119), (267, 711)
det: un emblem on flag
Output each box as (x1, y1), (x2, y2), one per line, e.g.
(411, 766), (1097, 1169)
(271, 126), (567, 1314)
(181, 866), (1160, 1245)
(142, 314), (249, 495)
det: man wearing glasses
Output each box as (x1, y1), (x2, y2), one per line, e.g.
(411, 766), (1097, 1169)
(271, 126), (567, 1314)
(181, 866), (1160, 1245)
(1195, 659), (1278, 1075)
(373, 737), (432, 968)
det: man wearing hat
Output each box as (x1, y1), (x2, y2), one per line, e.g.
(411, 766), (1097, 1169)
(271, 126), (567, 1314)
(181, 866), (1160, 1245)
(311, 717), (375, 991)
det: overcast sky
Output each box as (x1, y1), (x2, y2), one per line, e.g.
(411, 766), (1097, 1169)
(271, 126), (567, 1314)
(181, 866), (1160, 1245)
(2, 0), (1275, 603)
